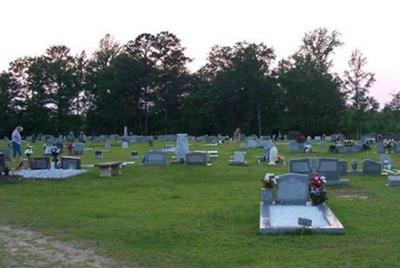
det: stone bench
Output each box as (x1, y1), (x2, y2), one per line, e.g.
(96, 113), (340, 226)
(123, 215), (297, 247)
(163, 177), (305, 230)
(94, 162), (122, 177)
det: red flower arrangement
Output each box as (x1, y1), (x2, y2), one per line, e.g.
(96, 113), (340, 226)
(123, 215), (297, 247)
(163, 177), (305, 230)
(310, 173), (327, 205)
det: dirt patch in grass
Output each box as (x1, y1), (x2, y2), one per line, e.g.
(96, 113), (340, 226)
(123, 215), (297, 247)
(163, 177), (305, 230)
(0, 225), (132, 267)
(332, 188), (375, 200)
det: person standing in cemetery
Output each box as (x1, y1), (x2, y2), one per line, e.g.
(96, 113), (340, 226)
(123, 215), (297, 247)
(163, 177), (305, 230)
(11, 126), (23, 161)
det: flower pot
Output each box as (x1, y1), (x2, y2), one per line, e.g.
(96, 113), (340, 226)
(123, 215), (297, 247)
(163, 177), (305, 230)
(261, 188), (273, 204)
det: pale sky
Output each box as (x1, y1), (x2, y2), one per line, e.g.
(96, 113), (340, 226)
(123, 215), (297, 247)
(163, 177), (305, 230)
(1, 0), (399, 105)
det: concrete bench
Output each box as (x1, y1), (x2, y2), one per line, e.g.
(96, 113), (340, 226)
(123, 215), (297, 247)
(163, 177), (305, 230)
(94, 162), (122, 177)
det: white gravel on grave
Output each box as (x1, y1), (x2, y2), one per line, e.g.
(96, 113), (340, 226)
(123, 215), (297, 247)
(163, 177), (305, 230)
(269, 205), (328, 227)
(16, 169), (87, 179)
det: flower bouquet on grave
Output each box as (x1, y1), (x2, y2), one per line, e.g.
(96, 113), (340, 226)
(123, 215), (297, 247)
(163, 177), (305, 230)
(51, 144), (61, 168)
(24, 145), (33, 160)
(309, 173), (327, 206)
(276, 155), (286, 166)
(344, 140), (354, 147)
(261, 173), (278, 189)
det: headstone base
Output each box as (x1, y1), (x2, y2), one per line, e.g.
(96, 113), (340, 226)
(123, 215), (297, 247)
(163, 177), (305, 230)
(259, 203), (344, 234)
(325, 179), (350, 186)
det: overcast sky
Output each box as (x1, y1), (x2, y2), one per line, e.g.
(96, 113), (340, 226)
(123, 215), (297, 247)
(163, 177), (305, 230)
(1, 0), (399, 105)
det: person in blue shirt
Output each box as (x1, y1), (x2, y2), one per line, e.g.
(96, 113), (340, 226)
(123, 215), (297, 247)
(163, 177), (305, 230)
(11, 126), (23, 160)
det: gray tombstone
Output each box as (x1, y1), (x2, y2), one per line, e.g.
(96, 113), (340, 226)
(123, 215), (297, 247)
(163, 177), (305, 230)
(246, 139), (259, 149)
(0, 149), (11, 162)
(104, 143), (112, 150)
(143, 151), (167, 165)
(318, 158), (340, 183)
(362, 159), (381, 175)
(338, 160), (348, 176)
(176, 133), (189, 162)
(352, 144), (363, 153)
(233, 151), (245, 163)
(309, 158), (320, 172)
(73, 143), (85, 155)
(95, 151), (103, 159)
(61, 157), (81, 169)
(376, 142), (385, 153)
(275, 173), (310, 205)
(31, 157), (51, 170)
(0, 153), (5, 173)
(185, 152), (209, 165)
(395, 141), (400, 153)
(380, 154), (392, 170)
(289, 159), (311, 174)
(289, 142), (304, 153)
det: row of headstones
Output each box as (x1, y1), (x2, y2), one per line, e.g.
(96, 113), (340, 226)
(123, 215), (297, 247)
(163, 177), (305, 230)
(142, 151), (209, 165)
(376, 141), (400, 153)
(290, 157), (389, 180)
(12, 156), (82, 170)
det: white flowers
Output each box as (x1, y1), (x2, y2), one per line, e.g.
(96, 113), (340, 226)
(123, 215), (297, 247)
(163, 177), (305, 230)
(264, 173), (279, 185)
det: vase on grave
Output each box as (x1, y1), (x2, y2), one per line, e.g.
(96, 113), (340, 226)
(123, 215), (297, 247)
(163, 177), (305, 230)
(261, 188), (274, 204)
(351, 161), (358, 172)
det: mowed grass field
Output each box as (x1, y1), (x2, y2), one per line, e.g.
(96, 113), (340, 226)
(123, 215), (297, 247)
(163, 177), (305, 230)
(0, 140), (400, 267)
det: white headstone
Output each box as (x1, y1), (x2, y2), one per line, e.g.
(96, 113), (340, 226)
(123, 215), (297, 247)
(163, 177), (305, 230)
(176, 133), (189, 162)
(122, 142), (129, 149)
(268, 145), (278, 165)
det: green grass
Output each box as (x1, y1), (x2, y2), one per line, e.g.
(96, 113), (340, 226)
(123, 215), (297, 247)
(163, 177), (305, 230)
(1, 140), (400, 267)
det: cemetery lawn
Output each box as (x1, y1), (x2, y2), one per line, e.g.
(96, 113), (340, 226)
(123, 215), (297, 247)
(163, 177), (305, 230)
(1, 141), (400, 267)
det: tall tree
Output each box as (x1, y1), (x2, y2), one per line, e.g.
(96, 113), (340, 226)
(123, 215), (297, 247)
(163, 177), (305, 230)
(343, 49), (377, 137)
(299, 27), (343, 72)
(152, 31), (191, 134)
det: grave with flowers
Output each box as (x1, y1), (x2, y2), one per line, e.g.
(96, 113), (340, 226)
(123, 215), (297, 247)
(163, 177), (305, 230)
(259, 173), (344, 234)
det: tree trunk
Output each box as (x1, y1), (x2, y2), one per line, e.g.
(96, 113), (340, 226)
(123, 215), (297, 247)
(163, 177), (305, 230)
(257, 104), (262, 138)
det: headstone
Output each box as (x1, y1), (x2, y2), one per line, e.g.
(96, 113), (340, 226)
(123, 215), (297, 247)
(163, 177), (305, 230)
(44, 145), (52, 155)
(387, 176), (400, 186)
(290, 159), (311, 175)
(143, 151), (167, 165)
(268, 146), (278, 165)
(376, 142), (385, 153)
(275, 173), (310, 205)
(351, 161), (358, 172)
(338, 160), (348, 176)
(233, 151), (245, 163)
(61, 156), (81, 169)
(395, 141), (400, 153)
(289, 142), (304, 153)
(122, 142), (129, 149)
(290, 158), (349, 185)
(362, 159), (381, 175)
(131, 151), (139, 160)
(176, 133), (189, 162)
(246, 139), (259, 149)
(31, 157), (51, 170)
(73, 143), (85, 155)
(380, 154), (392, 170)
(318, 158), (340, 183)
(0, 149), (11, 162)
(104, 143), (112, 150)
(0, 153), (5, 173)
(95, 151), (103, 159)
(185, 152), (208, 165)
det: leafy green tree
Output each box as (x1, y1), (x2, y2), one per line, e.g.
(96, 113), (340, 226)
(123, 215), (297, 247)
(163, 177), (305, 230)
(343, 49), (377, 137)
(151, 31), (191, 134)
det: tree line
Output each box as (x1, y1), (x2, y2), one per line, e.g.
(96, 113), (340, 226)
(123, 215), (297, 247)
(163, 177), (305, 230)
(0, 28), (399, 138)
